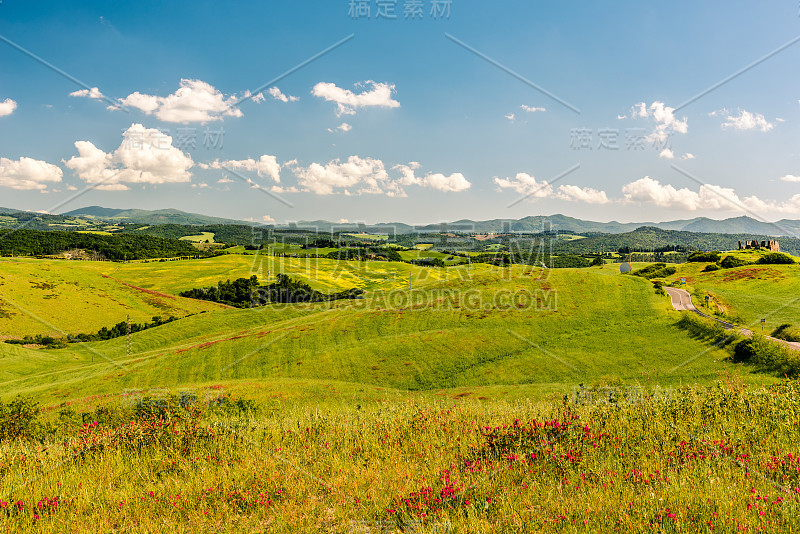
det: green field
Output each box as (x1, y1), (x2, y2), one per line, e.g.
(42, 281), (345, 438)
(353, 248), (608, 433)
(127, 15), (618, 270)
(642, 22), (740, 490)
(0, 257), (764, 403)
(343, 233), (389, 241)
(179, 232), (216, 243)
(0, 258), (224, 338)
(2, 251), (799, 533)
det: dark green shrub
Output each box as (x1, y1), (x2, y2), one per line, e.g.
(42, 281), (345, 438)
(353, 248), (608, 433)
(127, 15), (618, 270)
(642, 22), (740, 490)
(720, 255), (749, 269)
(702, 264), (720, 272)
(756, 253), (795, 265)
(631, 263), (676, 279)
(733, 338), (757, 363)
(688, 251), (721, 262)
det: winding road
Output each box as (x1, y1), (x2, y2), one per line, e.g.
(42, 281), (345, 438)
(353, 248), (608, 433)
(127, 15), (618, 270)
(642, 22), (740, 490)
(665, 287), (800, 351)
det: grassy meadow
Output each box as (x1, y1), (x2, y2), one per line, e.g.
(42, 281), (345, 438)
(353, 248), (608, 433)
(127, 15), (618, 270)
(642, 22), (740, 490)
(1, 251), (799, 532)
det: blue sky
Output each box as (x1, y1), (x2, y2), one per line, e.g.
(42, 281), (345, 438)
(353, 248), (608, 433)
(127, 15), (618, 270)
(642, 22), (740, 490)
(1, 1), (800, 225)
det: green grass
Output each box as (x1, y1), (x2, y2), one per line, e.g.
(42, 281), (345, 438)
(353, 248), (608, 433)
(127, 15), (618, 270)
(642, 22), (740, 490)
(3, 381), (800, 532)
(343, 233), (388, 241)
(78, 254), (481, 294)
(1, 253), (798, 532)
(665, 253), (800, 328)
(75, 230), (113, 236)
(179, 232), (216, 243)
(0, 261), (760, 404)
(0, 258), (223, 338)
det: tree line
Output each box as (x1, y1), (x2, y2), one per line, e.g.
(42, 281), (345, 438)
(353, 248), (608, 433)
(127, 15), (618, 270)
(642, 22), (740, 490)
(179, 274), (364, 308)
(0, 229), (213, 261)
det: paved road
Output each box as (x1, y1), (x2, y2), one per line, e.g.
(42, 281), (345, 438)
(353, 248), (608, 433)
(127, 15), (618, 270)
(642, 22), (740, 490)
(665, 287), (800, 350)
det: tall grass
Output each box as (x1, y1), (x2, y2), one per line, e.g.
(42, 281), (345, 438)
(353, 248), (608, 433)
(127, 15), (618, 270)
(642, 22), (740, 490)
(3, 380), (800, 532)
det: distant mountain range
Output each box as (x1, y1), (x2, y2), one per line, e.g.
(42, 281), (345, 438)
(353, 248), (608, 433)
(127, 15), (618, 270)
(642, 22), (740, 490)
(2, 206), (800, 237)
(59, 206), (245, 226)
(288, 214), (800, 237)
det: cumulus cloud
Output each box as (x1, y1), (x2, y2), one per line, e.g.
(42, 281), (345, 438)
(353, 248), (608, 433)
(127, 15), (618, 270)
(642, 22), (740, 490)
(493, 172), (609, 204)
(419, 173), (471, 193)
(286, 157), (468, 196)
(0, 157), (63, 190)
(556, 185), (610, 204)
(494, 173), (553, 198)
(505, 113), (515, 122)
(199, 155), (281, 183)
(682, 153), (696, 160)
(621, 176), (800, 214)
(261, 214), (275, 223)
(780, 175), (800, 182)
(311, 81), (400, 116)
(64, 123), (193, 191)
(290, 156), (396, 196)
(70, 87), (105, 100)
(521, 105), (545, 113)
(268, 87), (299, 103)
(659, 148), (675, 159)
(631, 101), (688, 144)
(115, 79), (245, 123)
(0, 98), (17, 117)
(390, 162), (470, 193)
(715, 109), (774, 132)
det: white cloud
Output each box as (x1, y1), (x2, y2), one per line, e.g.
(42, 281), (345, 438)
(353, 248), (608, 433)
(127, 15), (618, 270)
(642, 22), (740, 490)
(420, 173), (471, 193)
(217, 176), (233, 184)
(338, 218), (350, 224)
(493, 173), (607, 204)
(493, 173), (553, 198)
(328, 122), (352, 133)
(64, 123), (193, 191)
(0, 156), (63, 190)
(389, 162), (470, 193)
(505, 113), (515, 122)
(0, 98), (17, 117)
(631, 101), (688, 144)
(69, 87), (105, 100)
(199, 155), (281, 183)
(191, 182), (209, 189)
(291, 156), (396, 196)
(682, 153), (696, 160)
(556, 185), (610, 204)
(521, 105), (546, 113)
(268, 87), (299, 103)
(718, 109), (774, 132)
(617, 114), (627, 120)
(311, 81), (400, 116)
(287, 157), (467, 196)
(115, 79), (245, 124)
(780, 174), (800, 183)
(494, 173), (609, 204)
(622, 177), (705, 210)
(621, 176), (800, 214)
(262, 214), (275, 223)
(659, 148), (675, 159)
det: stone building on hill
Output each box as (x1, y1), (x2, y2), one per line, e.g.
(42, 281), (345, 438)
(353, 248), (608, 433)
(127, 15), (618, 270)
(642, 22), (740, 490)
(738, 239), (780, 252)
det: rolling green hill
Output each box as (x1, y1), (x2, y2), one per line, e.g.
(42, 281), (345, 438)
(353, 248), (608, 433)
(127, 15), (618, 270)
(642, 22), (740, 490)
(0, 258), (760, 404)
